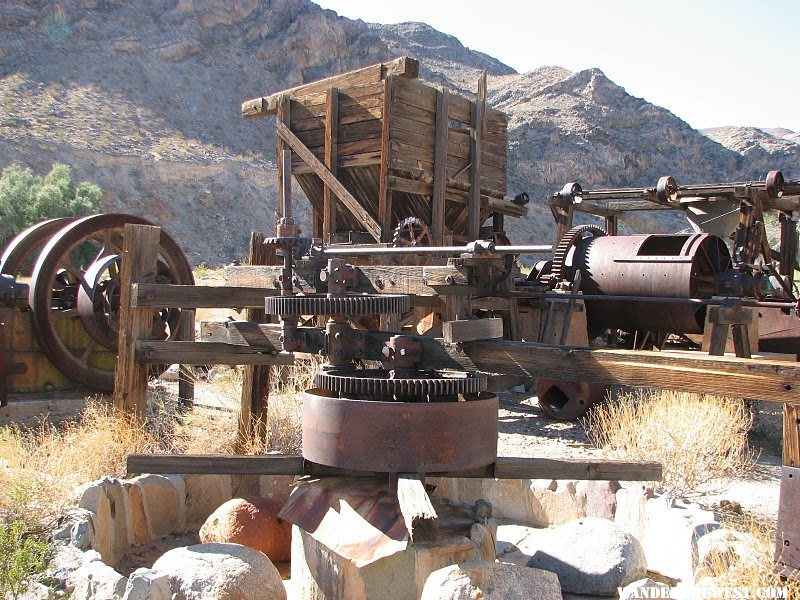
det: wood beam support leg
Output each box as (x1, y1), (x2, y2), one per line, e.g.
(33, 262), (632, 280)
(468, 72), (487, 241)
(378, 76), (395, 242)
(323, 87), (339, 242)
(431, 88), (449, 245)
(397, 473), (439, 544)
(178, 308), (195, 408)
(113, 224), (161, 421)
(277, 99), (291, 217)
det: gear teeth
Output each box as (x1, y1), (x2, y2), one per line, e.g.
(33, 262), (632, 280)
(265, 294), (410, 316)
(315, 369), (488, 397)
(550, 224), (606, 285)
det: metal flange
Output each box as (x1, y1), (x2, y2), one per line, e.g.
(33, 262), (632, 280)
(315, 368), (488, 397)
(265, 293), (410, 316)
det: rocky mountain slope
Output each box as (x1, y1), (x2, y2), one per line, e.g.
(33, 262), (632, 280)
(0, 0), (795, 263)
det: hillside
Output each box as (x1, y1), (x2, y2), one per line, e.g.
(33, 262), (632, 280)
(0, 0), (795, 263)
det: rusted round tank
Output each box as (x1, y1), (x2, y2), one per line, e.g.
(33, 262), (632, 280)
(574, 233), (731, 333)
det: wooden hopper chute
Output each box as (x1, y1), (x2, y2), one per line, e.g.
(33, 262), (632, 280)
(242, 57), (526, 244)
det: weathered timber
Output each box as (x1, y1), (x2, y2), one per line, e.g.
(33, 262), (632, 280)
(443, 318), (504, 343)
(378, 75), (395, 241)
(323, 87), (339, 241)
(126, 454), (662, 481)
(277, 99), (291, 216)
(113, 224), (160, 420)
(276, 120), (381, 240)
(178, 308), (195, 407)
(135, 341), (295, 366)
(397, 473), (439, 543)
(468, 72), (487, 240)
(239, 232), (275, 448)
(132, 283), (279, 308)
(242, 57), (419, 118)
(432, 88), (448, 245)
(454, 339), (800, 403)
(785, 404), (800, 466)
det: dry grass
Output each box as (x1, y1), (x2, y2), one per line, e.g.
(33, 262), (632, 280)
(699, 514), (800, 594)
(584, 389), (757, 500)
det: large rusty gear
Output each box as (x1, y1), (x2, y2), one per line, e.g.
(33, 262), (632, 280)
(316, 368), (487, 397)
(265, 293), (410, 317)
(550, 224), (606, 286)
(392, 217), (432, 247)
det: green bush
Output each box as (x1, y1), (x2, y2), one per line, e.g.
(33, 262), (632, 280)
(0, 520), (49, 598)
(0, 163), (101, 244)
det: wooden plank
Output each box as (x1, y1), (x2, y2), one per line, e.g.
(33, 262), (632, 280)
(242, 57), (419, 118)
(276, 120), (381, 240)
(443, 318), (503, 343)
(113, 224), (161, 420)
(277, 99), (290, 215)
(126, 453), (661, 481)
(135, 341), (295, 366)
(434, 89), (448, 246)
(378, 76), (394, 242)
(323, 87), (339, 242)
(132, 283), (279, 308)
(291, 94), (382, 120)
(290, 80), (385, 108)
(397, 473), (439, 544)
(456, 339), (800, 403)
(784, 404), (800, 466)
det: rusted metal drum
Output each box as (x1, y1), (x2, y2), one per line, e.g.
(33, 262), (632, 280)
(575, 233), (731, 333)
(758, 308), (800, 358)
(535, 378), (608, 420)
(302, 389), (498, 473)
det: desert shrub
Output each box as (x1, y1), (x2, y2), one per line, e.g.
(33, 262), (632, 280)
(584, 390), (756, 499)
(0, 519), (49, 598)
(0, 163), (101, 243)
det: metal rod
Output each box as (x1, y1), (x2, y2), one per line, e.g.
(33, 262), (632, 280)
(509, 291), (797, 310)
(314, 244), (553, 256)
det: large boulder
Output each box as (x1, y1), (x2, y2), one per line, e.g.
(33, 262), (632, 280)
(68, 559), (128, 600)
(199, 497), (292, 562)
(420, 561), (562, 600)
(524, 517), (647, 596)
(151, 542), (285, 600)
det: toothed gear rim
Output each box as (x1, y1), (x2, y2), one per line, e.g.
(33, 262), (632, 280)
(265, 294), (410, 316)
(550, 224), (606, 285)
(392, 216), (432, 247)
(316, 368), (488, 396)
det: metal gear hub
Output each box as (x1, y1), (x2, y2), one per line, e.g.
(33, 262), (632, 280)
(315, 368), (488, 398)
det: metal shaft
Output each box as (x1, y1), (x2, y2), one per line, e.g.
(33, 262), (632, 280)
(314, 244), (553, 257)
(509, 291), (797, 310)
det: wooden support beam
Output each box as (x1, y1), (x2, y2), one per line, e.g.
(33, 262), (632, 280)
(323, 87), (339, 242)
(240, 232), (276, 448)
(397, 473), (439, 543)
(784, 404), (800, 467)
(276, 120), (382, 241)
(277, 99), (290, 216)
(135, 341), (295, 366)
(468, 72), (487, 241)
(378, 76), (395, 242)
(132, 283), (279, 308)
(443, 317), (503, 343)
(455, 339), (800, 404)
(178, 308), (195, 408)
(242, 57), (419, 119)
(126, 454), (662, 481)
(431, 88), (449, 245)
(113, 224), (161, 420)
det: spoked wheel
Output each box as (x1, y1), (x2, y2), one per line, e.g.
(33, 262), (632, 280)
(536, 378), (609, 420)
(0, 217), (75, 278)
(28, 214), (194, 390)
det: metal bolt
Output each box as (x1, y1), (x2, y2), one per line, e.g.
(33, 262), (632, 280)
(399, 348), (407, 356)
(445, 275), (455, 285)
(334, 332), (342, 340)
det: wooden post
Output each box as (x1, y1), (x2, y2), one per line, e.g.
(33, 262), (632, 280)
(0, 320), (7, 407)
(378, 76), (395, 242)
(238, 232), (274, 449)
(323, 87), (339, 242)
(784, 404), (800, 467)
(778, 211), (798, 277)
(277, 98), (291, 216)
(468, 72), (487, 241)
(604, 214), (619, 236)
(178, 308), (195, 408)
(431, 88), (449, 245)
(113, 224), (160, 420)
(397, 473), (439, 543)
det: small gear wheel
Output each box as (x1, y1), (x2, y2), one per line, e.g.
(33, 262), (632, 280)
(393, 217), (432, 247)
(265, 293), (410, 317)
(316, 368), (488, 397)
(550, 224), (606, 286)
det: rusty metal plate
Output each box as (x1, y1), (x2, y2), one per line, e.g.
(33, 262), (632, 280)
(758, 309), (800, 357)
(302, 390), (498, 473)
(775, 466), (800, 577)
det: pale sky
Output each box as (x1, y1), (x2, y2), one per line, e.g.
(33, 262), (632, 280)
(314, 0), (800, 133)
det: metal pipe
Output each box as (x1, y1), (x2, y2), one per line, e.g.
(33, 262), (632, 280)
(508, 291), (797, 310)
(313, 244), (553, 257)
